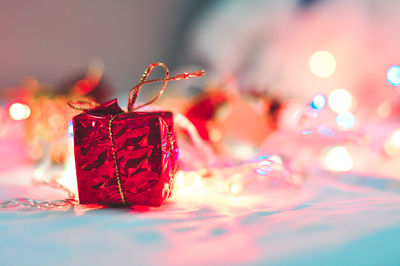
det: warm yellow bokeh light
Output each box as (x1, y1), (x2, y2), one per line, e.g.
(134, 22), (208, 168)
(209, 128), (222, 142)
(309, 50), (337, 78)
(322, 146), (354, 172)
(377, 102), (391, 118)
(175, 171), (185, 187)
(9, 103), (31, 120)
(328, 89), (353, 113)
(192, 174), (203, 189)
(383, 130), (400, 156)
(392, 130), (400, 147)
(229, 183), (243, 196)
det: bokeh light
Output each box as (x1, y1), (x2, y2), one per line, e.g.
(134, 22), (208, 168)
(377, 102), (391, 118)
(192, 174), (203, 189)
(229, 182), (243, 196)
(392, 130), (400, 147)
(328, 89), (353, 113)
(209, 128), (222, 142)
(384, 130), (400, 156)
(311, 94), (326, 110)
(336, 112), (355, 130)
(387, 66), (400, 86)
(309, 50), (337, 78)
(322, 146), (354, 172)
(9, 103), (31, 120)
(68, 121), (74, 137)
(269, 155), (283, 165)
(175, 170), (185, 187)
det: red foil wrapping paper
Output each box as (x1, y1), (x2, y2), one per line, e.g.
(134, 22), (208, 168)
(73, 99), (178, 206)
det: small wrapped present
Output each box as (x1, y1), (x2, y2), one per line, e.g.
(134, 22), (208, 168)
(71, 63), (204, 206)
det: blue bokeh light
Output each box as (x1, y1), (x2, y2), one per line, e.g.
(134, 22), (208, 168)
(68, 120), (74, 137)
(318, 126), (334, 137)
(336, 112), (355, 129)
(311, 94), (326, 109)
(301, 130), (313, 135)
(387, 66), (400, 86)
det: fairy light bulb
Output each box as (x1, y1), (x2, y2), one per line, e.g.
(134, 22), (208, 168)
(58, 157), (78, 197)
(309, 50), (336, 78)
(229, 183), (243, 196)
(175, 171), (185, 187)
(192, 174), (203, 189)
(322, 146), (354, 172)
(328, 89), (353, 113)
(9, 103), (31, 120)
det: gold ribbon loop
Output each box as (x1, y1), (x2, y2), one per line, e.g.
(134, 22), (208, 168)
(69, 62), (205, 113)
(128, 62), (169, 112)
(68, 100), (99, 111)
(127, 62), (205, 112)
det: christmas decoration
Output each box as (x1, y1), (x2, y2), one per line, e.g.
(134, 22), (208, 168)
(182, 84), (281, 160)
(71, 62), (204, 206)
(14, 61), (110, 164)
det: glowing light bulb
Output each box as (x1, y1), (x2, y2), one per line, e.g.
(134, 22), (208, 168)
(322, 146), (353, 172)
(193, 174), (203, 189)
(311, 94), (326, 109)
(58, 157), (78, 197)
(175, 171), (185, 187)
(336, 112), (355, 129)
(229, 183), (243, 196)
(309, 50), (336, 78)
(387, 66), (400, 86)
(9, 103), (31, 120)
(328, 89), (353, 113)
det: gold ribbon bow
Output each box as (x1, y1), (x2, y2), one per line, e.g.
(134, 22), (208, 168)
(69, 62), (205, 112)
(69, 62), (205, 205)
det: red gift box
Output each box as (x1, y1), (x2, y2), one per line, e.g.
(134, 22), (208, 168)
(73, 99), (178, 206)
(71, 62), (204, 206)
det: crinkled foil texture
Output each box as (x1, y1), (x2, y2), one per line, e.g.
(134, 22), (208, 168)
(73, 99), (178, 206)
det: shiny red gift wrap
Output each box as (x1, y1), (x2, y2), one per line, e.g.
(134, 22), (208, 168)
(73, 99), (178, 206)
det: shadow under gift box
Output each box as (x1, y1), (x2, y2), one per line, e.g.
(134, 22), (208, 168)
(73, 99), (178, 206)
